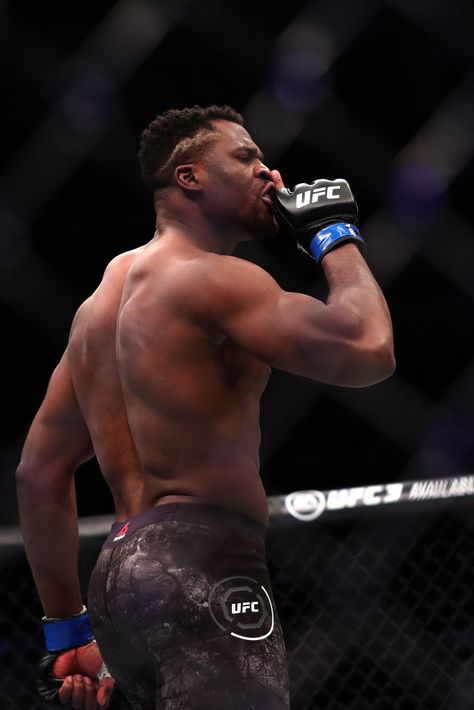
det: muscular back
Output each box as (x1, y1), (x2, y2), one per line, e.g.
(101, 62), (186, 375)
(67, 248), (148, 519)
(69, 238), (271, 524)
(116, 238), (271, 523)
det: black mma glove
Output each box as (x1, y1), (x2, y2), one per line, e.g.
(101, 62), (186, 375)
(272, 178), (366, 263)
(37, 653), (68, 707)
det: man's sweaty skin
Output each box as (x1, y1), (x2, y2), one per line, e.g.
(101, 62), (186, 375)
(16, 118), (394, 708)
(64, 126), (285, 529)
(71, 122), (393, 529)
(69, 235), (272, 526)
(18, 118), (394, 599)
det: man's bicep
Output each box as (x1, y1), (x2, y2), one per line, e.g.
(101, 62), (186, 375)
(200, 258), (368, 382)
(223, 287), (336, 370)
(19, 353), (94, 476)
(201, 260), (321, 365)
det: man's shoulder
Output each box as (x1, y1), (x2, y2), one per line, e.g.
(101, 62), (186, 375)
(104, 245), (146, 276)
(183, 251), (272, 287)
(69, 247), (145, 332)
(168, 252), (281, 322)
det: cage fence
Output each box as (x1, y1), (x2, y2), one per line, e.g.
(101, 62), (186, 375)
(1, 475), (474, 710)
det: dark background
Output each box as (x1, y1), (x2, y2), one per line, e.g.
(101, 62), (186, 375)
(1, 0), (473, 524)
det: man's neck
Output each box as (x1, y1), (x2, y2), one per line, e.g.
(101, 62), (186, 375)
(154, 214), (247, 256)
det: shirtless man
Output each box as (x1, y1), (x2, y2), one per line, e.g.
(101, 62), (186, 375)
(16, 104), (395, 710)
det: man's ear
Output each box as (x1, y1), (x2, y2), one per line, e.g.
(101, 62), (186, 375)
(175, 164), (202, 192)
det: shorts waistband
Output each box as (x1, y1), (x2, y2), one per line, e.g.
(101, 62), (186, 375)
(104, 502), (267, 549)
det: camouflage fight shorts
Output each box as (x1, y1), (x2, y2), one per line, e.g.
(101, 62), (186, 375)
(88, 502), (290, 710)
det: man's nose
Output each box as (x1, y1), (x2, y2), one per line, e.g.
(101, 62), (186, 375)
(256, 162), (272, 180)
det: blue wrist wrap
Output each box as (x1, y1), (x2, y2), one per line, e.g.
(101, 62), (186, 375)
(42, 609), (94, 652)
(309, 222), (365, 263)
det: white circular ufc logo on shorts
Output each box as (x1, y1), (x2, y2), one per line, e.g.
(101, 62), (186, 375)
(207, 576), (274, 641)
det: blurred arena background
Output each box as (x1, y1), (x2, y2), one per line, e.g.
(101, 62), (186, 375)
(1, 0), (474, 708)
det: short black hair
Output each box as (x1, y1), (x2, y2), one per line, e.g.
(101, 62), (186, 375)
(138, 104), (244, 190)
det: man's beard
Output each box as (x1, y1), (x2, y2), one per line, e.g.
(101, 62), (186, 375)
(245, 201), (279, 241)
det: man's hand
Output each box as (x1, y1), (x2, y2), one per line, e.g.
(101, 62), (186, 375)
(38, 641), (114, 710)
(270, 169), (285, 191)
(272, 177), (365, 262)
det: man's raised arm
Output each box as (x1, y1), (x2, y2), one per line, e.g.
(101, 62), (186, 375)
(185, 174), (395, 387)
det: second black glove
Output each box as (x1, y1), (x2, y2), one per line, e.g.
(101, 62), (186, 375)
(272, 178), (365, 262)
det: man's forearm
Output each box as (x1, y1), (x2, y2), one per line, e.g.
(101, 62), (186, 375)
(317, 243), (395, 385)
(323, 244), (394, 338)
(17, 467), (84, 618)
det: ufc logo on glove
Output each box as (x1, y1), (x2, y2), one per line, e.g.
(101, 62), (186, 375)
(296, 185), (341, 208)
